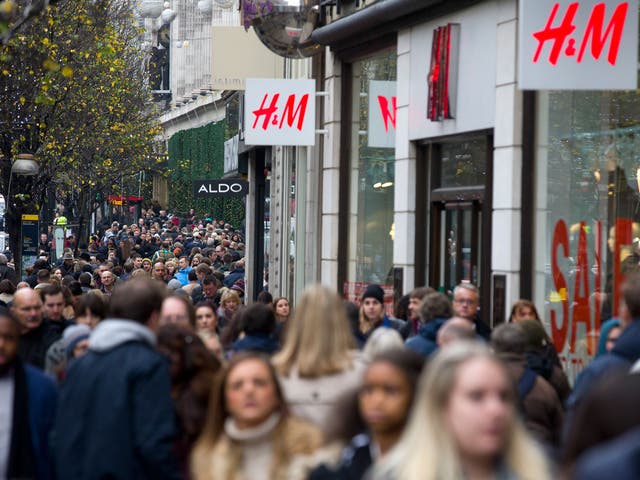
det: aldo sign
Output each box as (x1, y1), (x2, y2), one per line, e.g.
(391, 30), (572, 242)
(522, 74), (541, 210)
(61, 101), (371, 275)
(194, 179), (249, 198)
(519, 0), (638, 90)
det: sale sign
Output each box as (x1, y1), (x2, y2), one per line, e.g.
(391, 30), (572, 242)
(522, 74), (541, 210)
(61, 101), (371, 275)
(519, 0), (638, 90)
(244, 78), (316, 146)
(368, 81), (397, 149)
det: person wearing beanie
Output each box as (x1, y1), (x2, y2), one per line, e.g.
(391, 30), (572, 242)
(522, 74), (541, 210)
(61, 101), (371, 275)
(354, 284), (409, 348)
(63, 324), (91, 360)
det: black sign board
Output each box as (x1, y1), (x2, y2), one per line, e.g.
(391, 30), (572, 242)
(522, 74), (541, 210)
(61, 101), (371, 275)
(194, 179), (249, 198)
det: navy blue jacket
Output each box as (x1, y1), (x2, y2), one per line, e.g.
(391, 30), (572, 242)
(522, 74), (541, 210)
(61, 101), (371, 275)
(354, 315), (409, 348)
(568, 320), (640, 411)
(405, 317), (448, 357)
(572, 426), (640, 480)
(224, 267), (245, 288)
(233, 333), (280, 354)
(53, 319), (180, 480)
(25, 363), (58, 480)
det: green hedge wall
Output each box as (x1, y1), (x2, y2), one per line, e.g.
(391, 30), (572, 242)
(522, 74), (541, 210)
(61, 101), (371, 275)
(167, 121), (245, 228)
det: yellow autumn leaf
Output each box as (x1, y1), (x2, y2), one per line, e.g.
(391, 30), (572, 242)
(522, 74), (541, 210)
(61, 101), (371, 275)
(61, 66), (73, 78)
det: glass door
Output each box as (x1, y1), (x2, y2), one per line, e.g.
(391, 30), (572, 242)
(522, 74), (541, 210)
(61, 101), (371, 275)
(431, 200), (482, 294)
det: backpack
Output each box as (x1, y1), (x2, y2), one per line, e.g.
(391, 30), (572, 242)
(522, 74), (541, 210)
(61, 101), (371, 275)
(517, 368), (538, 399)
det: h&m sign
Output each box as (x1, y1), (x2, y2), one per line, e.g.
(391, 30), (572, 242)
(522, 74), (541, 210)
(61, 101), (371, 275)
(519, 0), (639, 90)
(194, 179), (249, 198)
(368, 81), (397, 149)
(244, 78), (316, 146)
(427, 23), (460, 122)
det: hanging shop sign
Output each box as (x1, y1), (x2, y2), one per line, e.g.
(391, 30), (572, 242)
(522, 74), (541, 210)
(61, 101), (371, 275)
(368, 81), (397, 149)
(427, 23), (460, 122)
(224, 135), (239, 175)
(194, 179), (249, 197)
(244, 78), (316, 146)
(519, 0), (638, 90)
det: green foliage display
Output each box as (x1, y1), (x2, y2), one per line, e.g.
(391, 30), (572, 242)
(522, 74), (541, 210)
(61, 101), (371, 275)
(168, 120), (245, 228)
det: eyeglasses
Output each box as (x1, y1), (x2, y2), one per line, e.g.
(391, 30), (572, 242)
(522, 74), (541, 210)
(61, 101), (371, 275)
(454, 298), (477, 305)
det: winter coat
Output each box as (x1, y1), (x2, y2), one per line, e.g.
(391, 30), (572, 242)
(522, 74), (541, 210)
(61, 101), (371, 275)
(404, 317), (448, 357)
(53, 319), (180, 480)
(500, 353), (564, 446)
(174, 267), (192, 286)
(232, 333), (280, 355)
(568, 320), (640, 411)
(224, 267), (245, 288)
(278, 354), (367, 429)
(354, 315), (410, 348)
(6, 359), (58, 480)
(572, 426), (640, 480)
(191, 415), (323, 480)
(525, 350), (572, 405)
(18, 320), (62, 370)
(308, 433), (375, 480)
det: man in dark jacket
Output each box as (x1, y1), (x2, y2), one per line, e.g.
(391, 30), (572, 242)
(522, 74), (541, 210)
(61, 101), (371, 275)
(0, 308), (58, 480)
(0, 253), (17, 286)
(54, 278), (180, 480)
(452, 283), (492, 340)
(11, 288), (60, 369)
(405, 292), (453, 357)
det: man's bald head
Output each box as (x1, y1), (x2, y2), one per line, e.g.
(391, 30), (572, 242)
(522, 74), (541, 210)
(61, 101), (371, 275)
(437, 316), (475, 348)
(11, 288), (43, 332)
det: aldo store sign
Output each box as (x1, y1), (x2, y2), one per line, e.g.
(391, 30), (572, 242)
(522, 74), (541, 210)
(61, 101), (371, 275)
(194, 179), (249, 198)
(519, 0), (638, 90)
(244, 78), (316, 146)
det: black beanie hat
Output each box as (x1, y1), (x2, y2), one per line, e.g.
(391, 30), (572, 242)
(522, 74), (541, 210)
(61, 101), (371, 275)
(362, 284), (384, 304)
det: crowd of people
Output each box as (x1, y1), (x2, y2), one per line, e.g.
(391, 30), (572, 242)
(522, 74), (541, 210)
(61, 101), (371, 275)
(1, 208), (640, 479)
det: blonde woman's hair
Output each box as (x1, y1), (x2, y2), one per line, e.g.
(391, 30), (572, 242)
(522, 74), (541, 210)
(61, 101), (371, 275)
(220, 288), (240, 307)
(373, 341), (551, 480)
(358, 303), (385, 335)
(272, 284), (356, 378)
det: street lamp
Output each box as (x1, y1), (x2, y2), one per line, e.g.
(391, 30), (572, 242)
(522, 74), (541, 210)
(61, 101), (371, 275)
(11, 153), (39, 176)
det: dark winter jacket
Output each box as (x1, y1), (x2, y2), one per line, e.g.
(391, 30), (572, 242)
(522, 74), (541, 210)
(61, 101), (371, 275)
(18, 320), (62, 370)
(224, 267), (245, 288)
(6, 359), (58, 480)
(354, 315), (409, 348)
(232, 333), (280, 355)
(572, 426), (640, 480)
(404, 317), (448, 357)
(308, 433), (375, 480)
(53, 319), (180, 480)
(567, 320), (640, 412)
(500, 353), (564, 446)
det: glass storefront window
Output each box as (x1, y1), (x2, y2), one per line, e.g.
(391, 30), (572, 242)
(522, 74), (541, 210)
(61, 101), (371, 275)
(347, 51), (397, 286)
(440, 138), (487, 189)
(535, 88), (640, 381)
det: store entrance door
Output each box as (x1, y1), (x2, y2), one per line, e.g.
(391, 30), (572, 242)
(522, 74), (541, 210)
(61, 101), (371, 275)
(430, 197), (482, 294)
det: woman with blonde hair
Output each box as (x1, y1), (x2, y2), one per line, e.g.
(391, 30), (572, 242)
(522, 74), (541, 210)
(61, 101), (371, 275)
(190, 352), (322, 480)
(372, 341), (552, 480)
(272, 284), (366, 428)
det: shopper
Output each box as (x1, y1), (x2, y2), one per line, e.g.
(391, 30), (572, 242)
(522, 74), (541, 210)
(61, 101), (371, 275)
(190, 353), (323, 480)
(371, 342), (551, 480)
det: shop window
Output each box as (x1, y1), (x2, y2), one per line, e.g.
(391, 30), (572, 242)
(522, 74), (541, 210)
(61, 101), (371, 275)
(346, 51), (397, 291)
(535, 87), (640, 381)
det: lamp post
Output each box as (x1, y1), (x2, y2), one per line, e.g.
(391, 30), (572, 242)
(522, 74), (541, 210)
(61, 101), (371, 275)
(7, 153), (40, 278)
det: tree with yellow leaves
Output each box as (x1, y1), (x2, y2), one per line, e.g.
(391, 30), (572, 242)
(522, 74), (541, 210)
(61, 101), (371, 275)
(0, 0), (164, 267)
